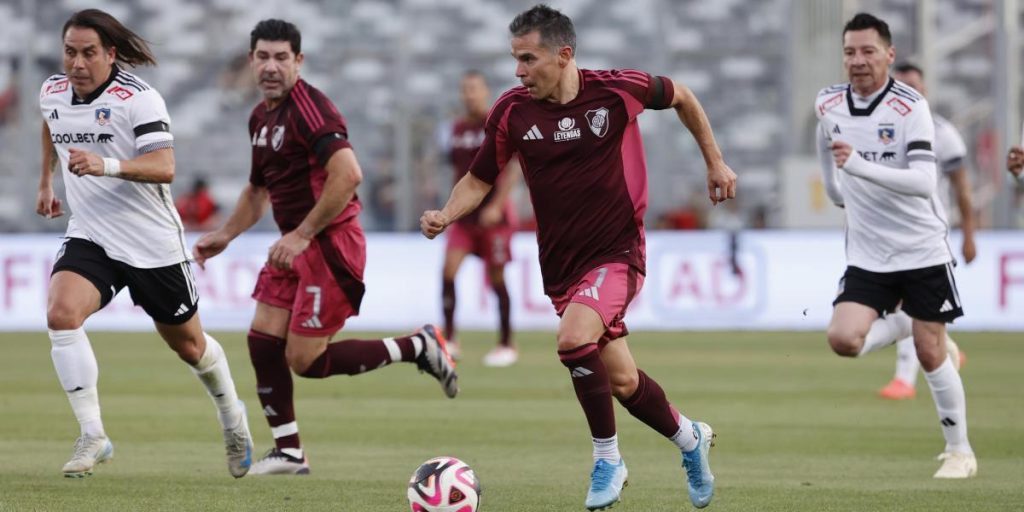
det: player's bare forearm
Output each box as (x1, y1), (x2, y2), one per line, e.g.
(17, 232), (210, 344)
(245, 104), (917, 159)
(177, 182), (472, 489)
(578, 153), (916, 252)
(219, 184), (269, 240)
(441, 172), (493, 224)
(950, 168), (974, 236)
(40, 122), (56, 189)
(295, 148), (361, 240)
(670, 81), (725, 168)
(102, 147), (174, 183)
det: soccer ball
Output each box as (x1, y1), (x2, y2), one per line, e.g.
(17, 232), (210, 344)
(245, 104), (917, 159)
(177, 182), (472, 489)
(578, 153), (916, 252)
(407, 456), (481, 512)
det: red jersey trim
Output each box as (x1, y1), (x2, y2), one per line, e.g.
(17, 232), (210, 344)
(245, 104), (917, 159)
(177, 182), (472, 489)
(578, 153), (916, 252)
(292, 80), (325, 131)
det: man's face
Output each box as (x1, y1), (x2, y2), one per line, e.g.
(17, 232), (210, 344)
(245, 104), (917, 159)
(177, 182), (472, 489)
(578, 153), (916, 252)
(511, 30), (568, 100)
(63, 26), (115, 97)
(893, 69), (926, 96)
(460, 74), (490, 116)
(843, 28), (895, 95)
(250, 39), (303, 103)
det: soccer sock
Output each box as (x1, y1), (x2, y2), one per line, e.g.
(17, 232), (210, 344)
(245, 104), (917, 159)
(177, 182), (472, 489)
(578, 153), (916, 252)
(893, 336), (920, 386)
(299, 334), (424, 378)
(247, 330), (300, 451)
(924, 357), (973, 454)
(558, 343), (616, 440)
(49, 328), (105, 438)
(493, 280), (512, 347)
(619, 369), (697, 452)
(442, 278), (456, 341)
(189, 333), (243, 429)
(859, 310), (912, 356)
(592, 435), (621, 463)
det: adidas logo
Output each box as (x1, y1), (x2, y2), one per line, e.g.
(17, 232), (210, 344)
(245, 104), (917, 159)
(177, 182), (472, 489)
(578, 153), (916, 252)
(832, 124), (840, 134)
(263, 405), (278, 417)
(173, 303), (190, 316)
(300, 316), (323, 329)
(940, 417), (957, 427)
(570, 367), (593, 378)
(939, 300), (953, 313)
(522, 124), (543, 140)
(577, 286), (600, 300)
(49, 109), (59, 120)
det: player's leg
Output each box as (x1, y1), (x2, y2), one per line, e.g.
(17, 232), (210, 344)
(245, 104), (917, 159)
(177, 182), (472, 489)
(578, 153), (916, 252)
(47, 239), (117, 477)
(879, 336), (919, 399)
(131, 261), (251, 478)
(443, 223), (473, 358)
(826, 267), (903, 357)
(482, 261), (516, 367)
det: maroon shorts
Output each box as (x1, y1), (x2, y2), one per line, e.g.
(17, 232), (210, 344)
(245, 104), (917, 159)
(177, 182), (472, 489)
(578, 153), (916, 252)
(445, 222), (513, 266)
(252, 224), (366, 337)
(549, 262), (645, 347)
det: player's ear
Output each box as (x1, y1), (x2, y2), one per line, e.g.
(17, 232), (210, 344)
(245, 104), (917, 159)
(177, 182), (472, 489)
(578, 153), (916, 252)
(557, 45), (573, 67)
(295, 52), (304, 67)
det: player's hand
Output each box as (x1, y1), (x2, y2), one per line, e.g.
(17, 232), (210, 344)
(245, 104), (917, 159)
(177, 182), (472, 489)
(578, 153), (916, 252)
(268, 230), (310, 270)
(421, 210), (450, 239)
(67, 148), (104, 177)
(831, 141), (853, 169)
(479, 204), (503, 228)
(36, 187), (64, 219)
(1008, 146), (1024, 177)
(706, 161), (737, 205)
(192, 231), (231, 270)
(962, 236), (977, 264)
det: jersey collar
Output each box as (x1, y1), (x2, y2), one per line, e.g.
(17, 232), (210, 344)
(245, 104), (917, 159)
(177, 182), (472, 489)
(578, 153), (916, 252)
(846, 77), (894, 117)
(72, 65), (119, 106)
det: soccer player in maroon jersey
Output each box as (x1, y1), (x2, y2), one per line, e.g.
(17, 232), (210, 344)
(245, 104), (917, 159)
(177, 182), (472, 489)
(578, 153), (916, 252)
(194, 19), (458, 476)
(421, 5), (736, 510)
(442, 70), (520, 366)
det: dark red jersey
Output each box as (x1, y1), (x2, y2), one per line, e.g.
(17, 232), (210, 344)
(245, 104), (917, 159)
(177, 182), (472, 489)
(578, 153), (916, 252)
(470, 69), (674, 296)
(248, 79), (357, 233)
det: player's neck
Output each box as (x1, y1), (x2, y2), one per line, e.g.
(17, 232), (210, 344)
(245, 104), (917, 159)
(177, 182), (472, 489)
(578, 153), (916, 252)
(851, 78), (889, 100)
(546, 63), (580, 104)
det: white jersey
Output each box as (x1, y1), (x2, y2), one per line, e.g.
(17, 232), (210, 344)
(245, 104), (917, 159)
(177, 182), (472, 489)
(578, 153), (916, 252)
(39, 67), (188, 268)
(933, 114), (968, 223)
(815, 78), (953, 272)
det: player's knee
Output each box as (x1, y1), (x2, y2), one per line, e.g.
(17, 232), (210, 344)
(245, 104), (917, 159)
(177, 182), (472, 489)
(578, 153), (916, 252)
(556, 330), (594, 352)
(914, 344), (944, 371)
(284, 347), (316, 375)
(170, 339), (204, 366)
(609, 370), (639, 399)
(826, 327), (861, 357)
(46, 302), (86, 331)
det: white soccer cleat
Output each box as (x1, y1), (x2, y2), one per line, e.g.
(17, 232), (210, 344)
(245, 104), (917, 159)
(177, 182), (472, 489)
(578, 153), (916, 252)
(415, 324), (459, 398)
(933, 451), (977, 479)
(945, 336), (961, 371)
(223, 400), (253, 478)
(249, 448), (310, 475)
(62, 435), (114, 477)
(482, 346), (518, 367)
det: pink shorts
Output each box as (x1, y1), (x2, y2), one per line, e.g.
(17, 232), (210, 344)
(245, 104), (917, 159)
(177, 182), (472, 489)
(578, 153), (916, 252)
(550, 262), (645, 346)
(445, 222), (513, 266)
(252, 224), (366, 337)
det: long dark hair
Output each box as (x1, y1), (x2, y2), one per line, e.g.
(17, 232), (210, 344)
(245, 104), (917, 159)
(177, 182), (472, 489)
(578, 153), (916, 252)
(63, 9), (157, 67)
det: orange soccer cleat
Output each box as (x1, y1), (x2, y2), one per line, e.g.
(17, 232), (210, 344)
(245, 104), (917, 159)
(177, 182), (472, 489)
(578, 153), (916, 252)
(878, 378), (916, 400)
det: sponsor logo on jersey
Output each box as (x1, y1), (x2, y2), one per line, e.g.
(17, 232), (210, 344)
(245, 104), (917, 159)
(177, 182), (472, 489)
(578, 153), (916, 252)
(522, 124), (544, 140)
(252, 125), (268, 147)
(856, 150), (898, 162)
(108, 85), (134, 101)
(48, 109), (59, 120)
(554, 116), (581, 142)
(878, 124), (895, 145)
(886, 97), (911, 116)
(51, 132), (115, 144)
(95, 107), (111, 126)
(818, 92), (843, 115)
(271, 125), (285, 151)
(44, 80), (69, 96)
(586, 107), (609, 138)
(880, 151), (896, 161)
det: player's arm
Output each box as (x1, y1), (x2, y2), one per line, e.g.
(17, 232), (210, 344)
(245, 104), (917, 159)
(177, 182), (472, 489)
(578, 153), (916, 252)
(192, 184), (270, 269)
(478, 158), (521, 227)
(1008, 145), (1024, 180)
(421, 172), (493, 239)
(267, 147), (362, 270)
(37, 122), (64, 218)
(67, 146), (176, 184)
(816, 122), (844, 207)
(948, 165), (976, 263)
(668, 80), (737, 204)
(833, 143), (937, 197)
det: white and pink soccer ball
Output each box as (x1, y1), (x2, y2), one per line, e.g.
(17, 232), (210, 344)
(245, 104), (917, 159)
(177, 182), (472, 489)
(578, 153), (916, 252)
(407, 456), (481, 512)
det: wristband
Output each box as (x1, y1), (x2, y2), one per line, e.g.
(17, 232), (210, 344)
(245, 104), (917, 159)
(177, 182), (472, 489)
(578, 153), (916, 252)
(102, 158), (122, 177)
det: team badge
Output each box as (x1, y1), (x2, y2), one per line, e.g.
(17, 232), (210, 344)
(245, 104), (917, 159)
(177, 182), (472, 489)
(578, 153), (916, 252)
(585, 107), (609, 138)
(271, 125), (286, 151)
(95, 108), (111, 126)
(877, 125), (895, 145)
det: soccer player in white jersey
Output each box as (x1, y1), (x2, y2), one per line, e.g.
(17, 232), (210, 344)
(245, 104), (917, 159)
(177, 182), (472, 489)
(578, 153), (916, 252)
(36, 9), (252, 478)
(864, 63), (974, 400)
(814, 13), (976, 479)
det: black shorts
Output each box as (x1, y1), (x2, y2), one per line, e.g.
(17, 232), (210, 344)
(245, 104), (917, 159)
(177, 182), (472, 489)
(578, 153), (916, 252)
(52, 238), (199, 325)
(833, 264), (964, 323)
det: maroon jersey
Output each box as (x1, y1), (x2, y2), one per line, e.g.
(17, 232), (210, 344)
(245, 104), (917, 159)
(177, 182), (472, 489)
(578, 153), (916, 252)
(449, 116), (508, 226)
(470, 69), (674, 296)
(249, 79), (357, 233)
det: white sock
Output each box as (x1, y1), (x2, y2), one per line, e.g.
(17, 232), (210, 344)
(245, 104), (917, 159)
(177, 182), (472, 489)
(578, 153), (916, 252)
(859, 310), (912, 356)
(669, 416), (699, 452)
(893, 337), (919, 386)
(190, 334), (242, 429)
(592, 435), (621, 463)
(50, 328), (105, 438)
(924, 357), (972, 454)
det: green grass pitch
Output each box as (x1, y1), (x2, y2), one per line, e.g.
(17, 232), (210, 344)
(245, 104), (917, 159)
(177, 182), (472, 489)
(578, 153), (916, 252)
(1, 330), (1021, 511)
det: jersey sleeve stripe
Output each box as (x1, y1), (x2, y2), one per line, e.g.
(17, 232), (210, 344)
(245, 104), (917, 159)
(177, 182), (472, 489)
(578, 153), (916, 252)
(941, 156), (964, 173)
(908, 154), (937, 163)
(292, 83), (325, 130)
(139, 140), (174, 154)
(907, 140), (932, 152)
(296, 82), (326, 128)
(134, 121), (170, 137)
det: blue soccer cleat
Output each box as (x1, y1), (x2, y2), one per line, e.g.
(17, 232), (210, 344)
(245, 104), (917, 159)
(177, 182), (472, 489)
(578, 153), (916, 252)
(585, 458), (628, 510)
(682, 422), (716, 508)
